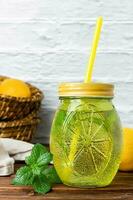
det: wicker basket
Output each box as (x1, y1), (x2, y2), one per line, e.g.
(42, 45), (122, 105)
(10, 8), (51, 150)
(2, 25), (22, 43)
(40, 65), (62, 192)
(0, 110), (40, 142)
(0, 76), (43, 120)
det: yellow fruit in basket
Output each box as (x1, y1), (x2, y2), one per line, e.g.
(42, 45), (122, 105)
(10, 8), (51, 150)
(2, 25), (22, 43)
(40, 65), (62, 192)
(119, 128), (133, 171)
(0, 78), (31, 98)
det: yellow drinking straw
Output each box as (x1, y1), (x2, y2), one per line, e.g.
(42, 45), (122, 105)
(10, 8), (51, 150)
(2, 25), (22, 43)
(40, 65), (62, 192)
(84, 16), (103, 82)
(68, 17), (103, 161)
(63, 17), (103, 180)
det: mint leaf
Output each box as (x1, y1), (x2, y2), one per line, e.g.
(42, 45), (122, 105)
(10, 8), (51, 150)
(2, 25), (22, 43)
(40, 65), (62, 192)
(43, 166), (62, 184)
(37, 152), (53, 166)
(25, 144), (48, 165)
(12, 166), (33, 186)
(12, 144), (61, 194)
(31, 165), (42, 176)
(32, 174), (51, 194)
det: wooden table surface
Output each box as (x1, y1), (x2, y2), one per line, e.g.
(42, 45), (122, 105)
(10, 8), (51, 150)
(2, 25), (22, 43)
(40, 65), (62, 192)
(0, 164), (132, 200)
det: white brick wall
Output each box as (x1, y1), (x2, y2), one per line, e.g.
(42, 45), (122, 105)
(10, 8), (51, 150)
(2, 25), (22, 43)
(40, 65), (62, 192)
(0, 0), (133, 143)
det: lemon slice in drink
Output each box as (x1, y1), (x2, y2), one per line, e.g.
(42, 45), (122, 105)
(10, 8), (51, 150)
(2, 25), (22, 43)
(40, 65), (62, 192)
(63, 104), (112, 177)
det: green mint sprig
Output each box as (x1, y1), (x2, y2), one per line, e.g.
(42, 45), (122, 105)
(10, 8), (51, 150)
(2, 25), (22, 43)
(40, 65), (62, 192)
(12, 144), (61, 194)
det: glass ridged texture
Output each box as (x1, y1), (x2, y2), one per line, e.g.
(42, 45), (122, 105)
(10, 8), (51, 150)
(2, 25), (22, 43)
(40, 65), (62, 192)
(50, 97), (122, 187)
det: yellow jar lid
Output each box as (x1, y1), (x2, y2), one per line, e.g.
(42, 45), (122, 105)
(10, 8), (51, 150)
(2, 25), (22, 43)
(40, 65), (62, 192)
(58, 82), (114, 97)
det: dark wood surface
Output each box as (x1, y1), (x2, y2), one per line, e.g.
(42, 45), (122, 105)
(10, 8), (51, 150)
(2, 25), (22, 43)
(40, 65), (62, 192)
(0, 164), (132, 200)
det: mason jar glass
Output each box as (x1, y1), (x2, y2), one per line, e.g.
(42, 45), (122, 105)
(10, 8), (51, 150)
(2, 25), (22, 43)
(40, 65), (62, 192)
(50, 83), (122, 187)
